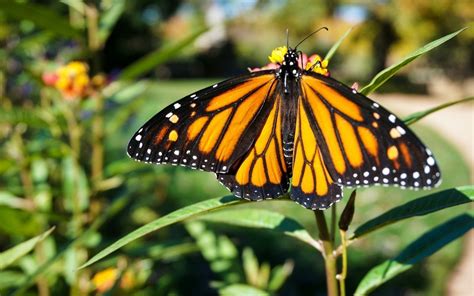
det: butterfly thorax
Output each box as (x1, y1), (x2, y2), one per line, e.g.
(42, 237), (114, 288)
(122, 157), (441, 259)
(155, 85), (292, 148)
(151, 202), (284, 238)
(270, 47), (301, 94)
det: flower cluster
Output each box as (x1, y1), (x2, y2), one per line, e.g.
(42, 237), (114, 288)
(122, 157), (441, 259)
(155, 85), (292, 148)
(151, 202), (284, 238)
(42, 61), (106, 100)
(249, 46), (330, 76)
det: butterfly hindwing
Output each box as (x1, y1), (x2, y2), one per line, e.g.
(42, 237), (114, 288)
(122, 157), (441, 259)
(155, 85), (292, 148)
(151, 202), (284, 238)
(300, 73), (441, 190)
(290, 93), (343, 209)
(128, 71), (277, 174)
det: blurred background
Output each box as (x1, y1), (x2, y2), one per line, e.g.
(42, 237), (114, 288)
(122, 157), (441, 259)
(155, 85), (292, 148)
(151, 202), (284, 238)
(0, 0), (472, 295)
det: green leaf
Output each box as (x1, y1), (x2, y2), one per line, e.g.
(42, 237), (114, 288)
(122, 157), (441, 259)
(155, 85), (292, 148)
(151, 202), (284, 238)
(219, 284), (269, 296)
(360, 28), (466, 95)
(199, 208), (320, 249)
(0, 271), (26, 289)
(120, 27), (208, 80)
(404, 97), (474, 125)
(142, 241), (199, 261)
(98, 0), (125, 46)
(0, 227), (54, 270)
(354, 213), (474, 295)
(186, 221), (241, 283)
(353, 186), (473, 238)
(243, 247), (260, 286)
(324, 27), (352, 62)
(268, 261), (294, 292)
(80, 195), (243, 268)
(0, 0), (81, 39)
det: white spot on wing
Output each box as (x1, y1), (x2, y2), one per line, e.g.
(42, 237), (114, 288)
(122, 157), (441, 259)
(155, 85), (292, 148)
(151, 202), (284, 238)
(424, 165), (430, 174)
(388, 114), (396, 123)
(427, 156), (435, 166)
(396, 126), (406, 135)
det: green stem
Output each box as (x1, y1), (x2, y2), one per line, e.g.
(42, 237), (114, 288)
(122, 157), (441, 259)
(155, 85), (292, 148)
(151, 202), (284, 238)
(314, 210), (339, 296)
(337, 230), (348, 296)
(91, 93), (104, 185)
(330, 204), (337, 243)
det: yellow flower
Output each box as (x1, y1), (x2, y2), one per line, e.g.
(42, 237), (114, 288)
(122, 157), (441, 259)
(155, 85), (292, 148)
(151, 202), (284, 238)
(53, 61), (91, 99)
(305, 54), (330, 76)
(92, 267), (117, 293)
(92, 267), (135, 293)
(268, 46), (288, 64)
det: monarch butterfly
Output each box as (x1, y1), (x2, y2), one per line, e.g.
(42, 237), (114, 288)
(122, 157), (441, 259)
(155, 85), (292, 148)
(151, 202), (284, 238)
(127, 30), (441, 210)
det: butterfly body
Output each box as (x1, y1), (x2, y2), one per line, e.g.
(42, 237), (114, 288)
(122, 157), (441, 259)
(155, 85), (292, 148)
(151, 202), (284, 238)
(128, 46), (441, 210)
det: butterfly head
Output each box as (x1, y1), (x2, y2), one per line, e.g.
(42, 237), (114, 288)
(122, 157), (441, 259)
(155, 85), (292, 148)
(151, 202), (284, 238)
(269, 46), (301, 78)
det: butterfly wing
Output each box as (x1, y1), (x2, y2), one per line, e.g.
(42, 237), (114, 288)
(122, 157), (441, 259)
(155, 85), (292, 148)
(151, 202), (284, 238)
(299, 73), (441, 191)
(128, 70), (279, 174)
(218, 81), (289, 201)
(290, 91), (343, 209)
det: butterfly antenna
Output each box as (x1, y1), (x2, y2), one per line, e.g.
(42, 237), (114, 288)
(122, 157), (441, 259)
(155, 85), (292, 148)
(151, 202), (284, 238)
(286, 28), (289, 48)
(294, 26), (328, 49)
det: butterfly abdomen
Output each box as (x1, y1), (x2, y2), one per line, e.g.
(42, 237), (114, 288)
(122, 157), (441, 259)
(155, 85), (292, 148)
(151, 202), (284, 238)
(280, 80), (299, 175)
(283, 137), (294, 172)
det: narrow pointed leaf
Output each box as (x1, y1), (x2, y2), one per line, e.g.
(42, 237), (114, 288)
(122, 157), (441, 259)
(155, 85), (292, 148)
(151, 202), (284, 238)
(0, 227), (54, 270)
(120, 27), (208, 80)
(324, 27), (353, 62)
(355, 213), (474, 295)
(80, 195), (243, 268)
(199, 208), (320, 250)
(360, 28), (466, 95)
(404, 97), (473, 125)
(353, 186), (473, 238)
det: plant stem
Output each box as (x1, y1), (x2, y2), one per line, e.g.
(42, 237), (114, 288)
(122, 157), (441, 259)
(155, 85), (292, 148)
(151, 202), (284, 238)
(337, 230), (348, 296)
(314, 210), (339, 296)
(331, 204), (337, 243)
(91, 93), (104, 185)
(85, 4), (100, 52)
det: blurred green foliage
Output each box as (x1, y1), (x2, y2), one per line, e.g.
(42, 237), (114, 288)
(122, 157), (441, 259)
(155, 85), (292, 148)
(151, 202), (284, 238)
(0, 0), (472, 295)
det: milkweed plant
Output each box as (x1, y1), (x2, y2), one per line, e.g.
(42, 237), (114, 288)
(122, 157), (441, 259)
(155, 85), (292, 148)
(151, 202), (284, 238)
(0, 1), (472, 295)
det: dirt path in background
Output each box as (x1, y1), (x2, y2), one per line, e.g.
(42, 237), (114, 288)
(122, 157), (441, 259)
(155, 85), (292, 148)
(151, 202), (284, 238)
(376, 93), (473, 295)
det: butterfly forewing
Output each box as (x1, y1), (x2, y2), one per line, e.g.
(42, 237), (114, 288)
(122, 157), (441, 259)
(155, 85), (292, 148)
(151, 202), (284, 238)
(128, 71), (277, 174)
(300, 73), (441, 190)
